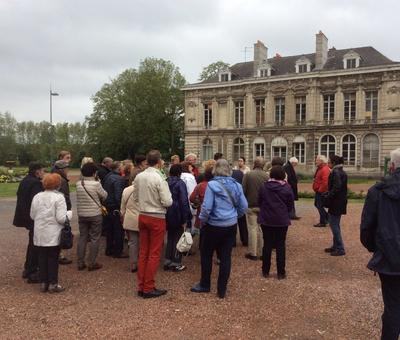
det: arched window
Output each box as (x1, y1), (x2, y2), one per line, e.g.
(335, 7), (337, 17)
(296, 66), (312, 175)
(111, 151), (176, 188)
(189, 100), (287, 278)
(253, 137), (265, 159)
(320, 135), (336, 158)
(362, 134), (379, 168)
(202, 138), (213, 161)
(271, 137), (288, 162)
(293, 136), (306, 164)
(233, 137), (245, 161)
(342, 135), (356, 166)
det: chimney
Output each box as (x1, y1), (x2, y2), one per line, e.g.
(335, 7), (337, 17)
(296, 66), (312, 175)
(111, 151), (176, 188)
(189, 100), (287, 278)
(253, 40), (268, 76)
(315, 31), (328, 70)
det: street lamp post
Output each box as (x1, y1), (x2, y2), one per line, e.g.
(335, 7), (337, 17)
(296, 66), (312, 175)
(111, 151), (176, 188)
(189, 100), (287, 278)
(49, 87), (59, 125)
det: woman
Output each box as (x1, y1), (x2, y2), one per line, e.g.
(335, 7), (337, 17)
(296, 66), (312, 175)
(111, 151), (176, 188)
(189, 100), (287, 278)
(120, 170), (142, 273)
(76, 162), (108, 271)
(30, 173), (72, 293)
(258, 165), (294, 280)
(164, 164), (192, 271)
(323, 155), (348, 256)
(190, 159), (248, 298)
(181, 161), (197, 230)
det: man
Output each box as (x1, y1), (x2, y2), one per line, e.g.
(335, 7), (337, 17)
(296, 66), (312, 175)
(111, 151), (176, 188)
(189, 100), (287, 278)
(13, 162), (44, 283)
(237, 157), (250, 174)
(284, 157), (300, 220)
(213, 152), (223, 161)
(103, 161), (127, 258)
(242, 157), (268, 260)
(313, 155), (330, 227)
(97, 157), (113, 184)
(133, 150), (172, 298)
(52, 159), (73, 265)
(231, 166), (248, 247)
(185, 153), (199, 179)
(361, 148), (400, 340)
(131, 154), (147, 179)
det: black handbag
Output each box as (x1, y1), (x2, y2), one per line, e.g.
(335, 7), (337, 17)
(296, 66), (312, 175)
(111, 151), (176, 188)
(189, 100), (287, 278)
(60, 216), (74, 249)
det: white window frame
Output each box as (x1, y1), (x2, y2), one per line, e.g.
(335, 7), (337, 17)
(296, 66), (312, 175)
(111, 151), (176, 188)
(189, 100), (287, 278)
(362, 133), (380, 168)
(365, 90), (378, 121)
(295, 96), (306, 124)
(319, 135), (336, 158)
(202, 138), (213, 161)
(255, 99), (265, 126)
(344, 93), (356, 122)
(233, 137), (245, 161)
(271, 137), (288, 162)
(253, 137), (266, 159)
(275, 97), (285, 126)
(204, 103), (212, 129)
(234, 101), (245, 128)
(323, 94), (335, 122)
(341, 134), (357, 166)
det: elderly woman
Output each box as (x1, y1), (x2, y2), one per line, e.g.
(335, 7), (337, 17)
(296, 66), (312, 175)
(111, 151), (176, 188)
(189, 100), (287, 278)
(30, 173), (72, 293)
(191, 159), (248, 298)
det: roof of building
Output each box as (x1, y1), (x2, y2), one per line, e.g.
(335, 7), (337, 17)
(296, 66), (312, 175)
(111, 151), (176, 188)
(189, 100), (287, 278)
(196, 46), (398, 85)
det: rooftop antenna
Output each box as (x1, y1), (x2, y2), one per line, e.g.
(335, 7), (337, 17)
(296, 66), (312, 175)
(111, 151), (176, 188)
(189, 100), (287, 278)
(242, 46), (253, 62)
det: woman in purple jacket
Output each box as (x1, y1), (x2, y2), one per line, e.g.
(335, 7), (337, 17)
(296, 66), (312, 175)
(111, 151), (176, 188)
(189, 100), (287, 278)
(258, 165), (294, 279)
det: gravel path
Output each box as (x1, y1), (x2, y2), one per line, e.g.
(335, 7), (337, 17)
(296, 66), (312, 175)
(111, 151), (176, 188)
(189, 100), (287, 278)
(0, 196), (382, 339)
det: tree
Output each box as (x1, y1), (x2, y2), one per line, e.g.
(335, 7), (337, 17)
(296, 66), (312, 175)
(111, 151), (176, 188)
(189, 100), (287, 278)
(86, 58), (186, 161)
(199, 61), (230, 81)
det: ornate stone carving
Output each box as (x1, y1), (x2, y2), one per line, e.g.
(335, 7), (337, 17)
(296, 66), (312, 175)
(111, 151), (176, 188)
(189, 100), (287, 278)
(187, 101), (197, 108)
(387, 85), (400, 111)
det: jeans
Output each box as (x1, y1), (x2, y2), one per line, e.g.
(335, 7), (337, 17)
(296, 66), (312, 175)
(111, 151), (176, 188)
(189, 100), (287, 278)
(126, 230), (139, 271)
(24, 229), (39, 277)
(379, 273), (400, 340)
(77, 215), (103, 267)
(314, 192), (328, 225)
(105, 209), (124, 256)
(199, 224), (236, 295)
(237, 215), (248, 246)
(38, 246), (61, 284)
(137, 215), (166, 293)
(261, 226), (288, 275)
(328, 214), (345, 252)
(165, 226), (183, 266)
(246, 208), (263, 257)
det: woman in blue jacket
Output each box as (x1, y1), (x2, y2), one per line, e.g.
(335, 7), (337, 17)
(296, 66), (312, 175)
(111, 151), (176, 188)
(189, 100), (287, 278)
(165, 164), (192, 271)
(191, 159), (248, 298)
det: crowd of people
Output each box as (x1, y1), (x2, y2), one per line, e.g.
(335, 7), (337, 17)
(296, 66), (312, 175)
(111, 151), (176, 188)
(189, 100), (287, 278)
(11, 147), (400, 339)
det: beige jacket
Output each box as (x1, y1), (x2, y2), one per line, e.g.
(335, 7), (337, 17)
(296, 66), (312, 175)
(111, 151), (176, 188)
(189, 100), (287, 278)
(133, 166), (172, 217)
(120, 185), (139, 231)
(76, 177), (108, 217)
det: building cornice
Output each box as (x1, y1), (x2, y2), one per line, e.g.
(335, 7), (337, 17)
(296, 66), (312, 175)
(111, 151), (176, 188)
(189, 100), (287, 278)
(182, 64), (400, 92)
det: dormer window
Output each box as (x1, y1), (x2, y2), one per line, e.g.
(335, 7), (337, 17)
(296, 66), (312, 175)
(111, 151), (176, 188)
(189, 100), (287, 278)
(295, 56), (312, 73)
(257, 62), (272, 77)
(218, 68), (231, 82)
(343, 50), (361, 69)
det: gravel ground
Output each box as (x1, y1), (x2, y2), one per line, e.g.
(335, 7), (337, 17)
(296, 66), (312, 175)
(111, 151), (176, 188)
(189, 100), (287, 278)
(0, 196), (382, 339)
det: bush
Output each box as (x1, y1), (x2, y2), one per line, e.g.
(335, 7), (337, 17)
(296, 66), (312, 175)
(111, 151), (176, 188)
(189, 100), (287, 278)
(298, 190), (366, 200)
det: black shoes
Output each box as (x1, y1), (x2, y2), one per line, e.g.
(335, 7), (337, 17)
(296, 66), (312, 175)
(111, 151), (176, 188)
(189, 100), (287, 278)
(78, 264), (87, 271)
(59, 257), (72, 265)
(190, 283), (210, 293)
(262, 271), (270, 278)
(88, 263), (103, 271)
(40, 283), (49, 293)
(217, 291), (226, 299)
(245, 253), (259, 261)
(113, 253), (129, 259)
(324, 247), (335, 253)
(26, 272), (40, 284)
(313, 223), (327, 228)
(142, 288), (167, 299)
(330, 250), (346, 256)
(277, 273), (287, 280)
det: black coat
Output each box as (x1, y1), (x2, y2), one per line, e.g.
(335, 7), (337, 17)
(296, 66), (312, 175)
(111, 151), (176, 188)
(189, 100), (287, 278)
(97, 165), (110, 184)
(103, 171), (126, 209)
(324, 165), (348, 216)
(360, 169), (400, 275)
(283, 162), (298, 200)
(51, 169), (71, 210)
(166, 176), (192, 230)
(231, 169), (244, 184)
(13, 174), (43, 230)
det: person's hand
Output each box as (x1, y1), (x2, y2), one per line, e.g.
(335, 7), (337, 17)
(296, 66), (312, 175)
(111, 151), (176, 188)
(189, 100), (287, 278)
(66, 210), (73, 220)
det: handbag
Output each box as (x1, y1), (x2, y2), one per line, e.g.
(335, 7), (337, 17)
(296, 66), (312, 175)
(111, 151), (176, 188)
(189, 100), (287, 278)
(176, 228), (193, 253)
(60, 216), (74, 249)
(190, 184), (202, 209)
(81, 179), (108, 216)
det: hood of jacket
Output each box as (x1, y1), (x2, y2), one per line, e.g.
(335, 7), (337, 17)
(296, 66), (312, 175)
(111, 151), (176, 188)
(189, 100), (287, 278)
(266, 179), (288, 192)
(208, 176), (240, 197)
(167, 176), (181, 189)
(378, 169), (400, 200)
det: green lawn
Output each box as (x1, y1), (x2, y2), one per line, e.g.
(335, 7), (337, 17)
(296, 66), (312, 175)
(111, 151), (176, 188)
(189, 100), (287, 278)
(0, 183), (19, 198)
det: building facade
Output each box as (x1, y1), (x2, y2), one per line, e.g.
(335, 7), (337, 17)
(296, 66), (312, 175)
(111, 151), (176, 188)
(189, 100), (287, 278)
(182, 32), (400, 175)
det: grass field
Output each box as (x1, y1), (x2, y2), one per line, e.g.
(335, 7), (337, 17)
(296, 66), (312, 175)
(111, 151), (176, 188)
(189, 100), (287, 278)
(0, 183), (76, 198)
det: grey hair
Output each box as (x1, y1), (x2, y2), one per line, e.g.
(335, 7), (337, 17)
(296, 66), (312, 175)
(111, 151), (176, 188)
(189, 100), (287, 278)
(213, 159), (232, 177)
(184, 153), (197, 161)
(390, 148), (400, 169)
(316, 155), (328, 164)
(289, 157), (299, 164)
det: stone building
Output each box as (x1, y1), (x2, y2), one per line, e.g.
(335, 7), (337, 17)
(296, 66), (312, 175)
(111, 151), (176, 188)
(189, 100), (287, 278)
(182, 31), (400, 175)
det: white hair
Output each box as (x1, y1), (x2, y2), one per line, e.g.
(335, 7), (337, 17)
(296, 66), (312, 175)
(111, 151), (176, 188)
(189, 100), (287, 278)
(213, 159), (232, 177)
(289, 157), (298, 164)
(390, 148), (400, 169)
(316, 155), (328, 164)
(185, 153), (197, 161)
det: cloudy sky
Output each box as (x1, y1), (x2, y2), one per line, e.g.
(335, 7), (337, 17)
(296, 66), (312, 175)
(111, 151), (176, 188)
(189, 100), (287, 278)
(1, 0), (399, 123)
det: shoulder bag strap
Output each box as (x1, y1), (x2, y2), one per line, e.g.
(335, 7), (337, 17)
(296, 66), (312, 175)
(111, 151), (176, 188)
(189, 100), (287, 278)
(81, 179), (102, 209)
(215, 180), (237, 208)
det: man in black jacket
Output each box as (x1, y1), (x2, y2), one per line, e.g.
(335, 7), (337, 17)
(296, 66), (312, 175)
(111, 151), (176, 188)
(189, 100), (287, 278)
(103, 162), (127, 258)
(13, 162), (44, 283)
(284, 157), (300, 220)
(361, 148), (400, 340)
(97, 157), (113, 184)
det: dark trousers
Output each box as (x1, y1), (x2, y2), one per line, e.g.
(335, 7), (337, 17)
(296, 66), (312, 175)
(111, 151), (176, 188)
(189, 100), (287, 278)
(314, 192), (328, 225)
(261, 225), (288, 275)
(24, 229), (39, 277)
(379, 273), (400, 340)
(237, 215), (248, 246)
(165, 227), (183, 266)
(38, 246), (60, 284)
(105, 209), (124, 256)
(200, 224), (236, 295)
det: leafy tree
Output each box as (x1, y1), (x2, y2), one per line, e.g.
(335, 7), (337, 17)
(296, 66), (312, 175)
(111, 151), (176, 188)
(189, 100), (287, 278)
(199, 61), (230, 81)
(87, 58), (186, 161)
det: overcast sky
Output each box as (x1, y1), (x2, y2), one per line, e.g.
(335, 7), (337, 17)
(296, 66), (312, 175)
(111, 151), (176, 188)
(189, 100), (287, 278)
(1, 0), (399, 123)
